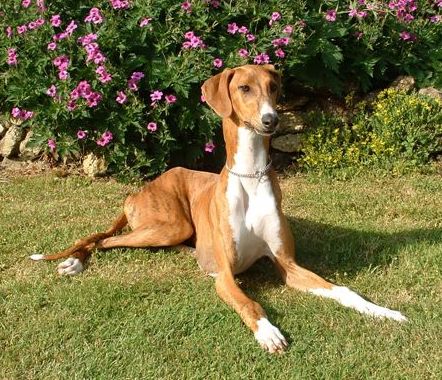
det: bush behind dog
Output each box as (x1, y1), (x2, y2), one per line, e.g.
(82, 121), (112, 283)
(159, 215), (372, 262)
(1, 0), (441, 178)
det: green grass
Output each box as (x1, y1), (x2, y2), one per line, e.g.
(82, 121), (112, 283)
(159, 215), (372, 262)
(0, 172), (441, 379)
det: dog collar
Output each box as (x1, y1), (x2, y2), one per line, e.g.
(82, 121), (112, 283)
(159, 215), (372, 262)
(226, 160), (273, 181)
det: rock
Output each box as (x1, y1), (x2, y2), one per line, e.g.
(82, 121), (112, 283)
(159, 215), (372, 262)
(270, 151), (293, 170)
(271, 134), (302, 153)
(19, 130), (42, 160)
(278, 112), (306, 133)
(418, 87), (442, 101)
(0, 123), (7, 139)
(277, 96), (310, 112)
(82, 153), (108, 177)
(389, 76), (415, 92)
(0, 125), (27, 158)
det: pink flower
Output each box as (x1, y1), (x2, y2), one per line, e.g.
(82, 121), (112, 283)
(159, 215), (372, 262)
(86, 92), (102, 107)
(78, 33), (97, 46)
(246, 33), (256, 42)
(238, 26), (248, 34)
(325, 9), (337, 22)
(7, 48), (18, 65)
(97, 131), (113, 146)
(77, 130), (88, 139)
(85, 8), (104, 24)
(283, 25), (293, 35)
(213, 58), (223, 68)
(238, 48), (249, 58)
(181, 1), (192, 13)
(399, 31), (416, 42)
(46, 85), (57, 97)
(275, 48), (285, 58)
(150, 90), (163, 102)
(109, 0), (130, 10)
(254, 52), (270, 65)
(205, 141), (215, 153)
(35, 18), (45, 27)
(139, 17), (152, 27)
(227, 22), (239, 34)
(48, 139), (56, 152)
(269, 11), (281, 26)
(11, 107), (21, 118)
(184, 31), (195, 39)
(147, 122), (157, 132)
(116, 91), (127, 104)
(6, 26), (13, 38)
(58, 70), (69, 80)
(67, 100), (77, 111)
(65, 21), (78, 36)
(165, 94), (177, 104)
(47, 42), (57, 51)
(17, 25), (28, 34)
(37, 0), (46, 12)
(200, 94), (206, 102)
(22, 0), (31, 8)
(272, 37), (290, 47)
(131, 72), (145, 81)
(51, 14), (62, 27)
(28, 22), (37, 30)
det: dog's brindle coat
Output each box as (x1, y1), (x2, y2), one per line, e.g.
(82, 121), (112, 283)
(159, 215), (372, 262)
(31, 65), (406, 353)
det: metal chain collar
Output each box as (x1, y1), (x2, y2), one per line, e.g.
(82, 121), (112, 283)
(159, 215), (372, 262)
(226, 160), (273, 181)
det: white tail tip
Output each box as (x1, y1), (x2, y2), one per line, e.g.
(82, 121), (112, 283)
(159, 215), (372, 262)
(29, 254), (45, 261)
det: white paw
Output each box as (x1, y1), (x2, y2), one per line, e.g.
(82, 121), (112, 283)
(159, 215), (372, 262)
(311, 286), (407, 322)
(254, 318), (288, 353)
(361, 304), (407, 322)
(57, 258), (84, 276)
(29, 254), (44, 261)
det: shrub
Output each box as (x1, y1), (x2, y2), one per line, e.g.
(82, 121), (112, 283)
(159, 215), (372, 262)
(1, 1), (441, 179)
(300, 89), (442, 176)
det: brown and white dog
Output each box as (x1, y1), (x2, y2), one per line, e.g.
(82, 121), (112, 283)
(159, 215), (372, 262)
(31, 65), (406, 353)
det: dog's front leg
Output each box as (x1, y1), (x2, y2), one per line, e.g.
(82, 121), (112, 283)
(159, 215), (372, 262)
(213, 221), (287, 353)
(272, 215), (407, 321)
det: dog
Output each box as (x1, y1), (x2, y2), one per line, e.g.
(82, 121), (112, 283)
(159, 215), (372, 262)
(31, 64), (406, 353)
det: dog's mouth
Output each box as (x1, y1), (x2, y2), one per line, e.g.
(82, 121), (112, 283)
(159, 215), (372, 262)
(244, 121), (278, 137)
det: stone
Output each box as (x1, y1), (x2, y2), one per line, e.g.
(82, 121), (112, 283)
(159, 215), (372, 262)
(418, 87), (442, 101)
(271, 134), (302, 153)
(0, 125), (27, 158)
(0, 123), (6, 139)
(278, 112), (306, 133)
(19, 130), (42, 160)
(277, 96), (310, 111)
(389, 76), (415, 92)
(82, 153), (108, 177)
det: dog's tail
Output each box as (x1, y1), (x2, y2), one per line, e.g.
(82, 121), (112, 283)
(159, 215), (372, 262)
(29, 213), (128, 261)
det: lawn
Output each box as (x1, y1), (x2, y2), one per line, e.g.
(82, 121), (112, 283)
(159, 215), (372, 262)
(0, 171), (441, 379)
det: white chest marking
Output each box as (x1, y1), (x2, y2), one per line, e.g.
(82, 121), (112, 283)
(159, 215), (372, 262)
(226, 128), (282, 273)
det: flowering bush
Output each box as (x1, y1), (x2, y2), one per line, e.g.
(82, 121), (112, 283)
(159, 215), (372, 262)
(300, 89), (442, 176)
(1, 0), (441, 178)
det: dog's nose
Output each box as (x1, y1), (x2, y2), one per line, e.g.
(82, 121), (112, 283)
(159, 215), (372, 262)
(261, 113), (279, 129)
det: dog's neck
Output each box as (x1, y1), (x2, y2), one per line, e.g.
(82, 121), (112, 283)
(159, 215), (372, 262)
(223, 118), (270, 175)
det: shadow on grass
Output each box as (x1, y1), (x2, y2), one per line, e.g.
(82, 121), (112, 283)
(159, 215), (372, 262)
(239, 217), (441, 291)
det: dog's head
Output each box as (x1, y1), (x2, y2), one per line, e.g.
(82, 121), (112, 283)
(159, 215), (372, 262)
(201, 64), (281, 136)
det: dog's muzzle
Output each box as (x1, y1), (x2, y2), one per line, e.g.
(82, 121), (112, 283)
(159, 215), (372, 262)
(258, 113), (279, 135)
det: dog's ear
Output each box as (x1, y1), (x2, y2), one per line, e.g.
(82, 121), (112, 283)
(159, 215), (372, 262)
(263, 64), (282, 98)
(201, 69), (235, 118)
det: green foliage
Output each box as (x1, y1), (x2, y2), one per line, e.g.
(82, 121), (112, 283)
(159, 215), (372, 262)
(300, 90), (442, 176)
(1, 0), (441, 178)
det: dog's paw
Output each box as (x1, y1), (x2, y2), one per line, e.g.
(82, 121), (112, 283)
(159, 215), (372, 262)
(254, 318), (288, 353)
(57, 258), (83, 276)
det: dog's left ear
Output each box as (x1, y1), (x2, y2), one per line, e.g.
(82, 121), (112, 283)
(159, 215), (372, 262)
(201, 69), (235, 118)
(263, 64), (282, 98)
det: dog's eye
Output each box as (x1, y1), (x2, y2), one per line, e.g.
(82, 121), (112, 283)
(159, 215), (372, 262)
(238, 85), (250, 93)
